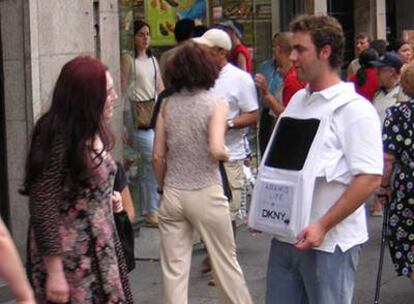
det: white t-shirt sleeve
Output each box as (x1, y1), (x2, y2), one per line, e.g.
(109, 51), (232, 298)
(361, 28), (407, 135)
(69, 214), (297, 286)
(237, 74), (259, 113)
(336, 103), (384, 176)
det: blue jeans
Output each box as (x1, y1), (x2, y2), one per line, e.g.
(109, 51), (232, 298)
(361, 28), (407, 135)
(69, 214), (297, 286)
(134, 129), (159, 214)
(266, 238), (361, 304)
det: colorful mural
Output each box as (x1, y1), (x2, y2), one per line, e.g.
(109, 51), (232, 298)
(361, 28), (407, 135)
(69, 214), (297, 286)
(145, 0), (207, 46)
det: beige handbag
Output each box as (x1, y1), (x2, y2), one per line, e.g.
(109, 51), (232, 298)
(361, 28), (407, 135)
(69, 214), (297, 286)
(132, 98), (155, 128)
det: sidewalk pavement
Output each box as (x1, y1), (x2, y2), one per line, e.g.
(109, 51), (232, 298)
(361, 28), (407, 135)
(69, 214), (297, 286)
(1, 211), (412, 303)
(130, 212), (413, 304)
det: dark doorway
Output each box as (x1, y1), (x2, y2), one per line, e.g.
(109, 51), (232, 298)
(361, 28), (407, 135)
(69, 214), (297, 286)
(327, 0), (354, 67)
(0, 15), (10, 227)
(279, 0), (305, 31)
(386, 0), (396, 41)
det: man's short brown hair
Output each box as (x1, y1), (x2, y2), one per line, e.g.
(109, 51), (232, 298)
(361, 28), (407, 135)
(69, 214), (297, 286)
(289, 14), (345, 69)
(356, 32), (372, 42)
(274, 32), (294, 54)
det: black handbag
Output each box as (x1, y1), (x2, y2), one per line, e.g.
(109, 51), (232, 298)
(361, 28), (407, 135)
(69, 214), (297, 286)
(219, 161), (233, 201)
(114, 210), (136, 272)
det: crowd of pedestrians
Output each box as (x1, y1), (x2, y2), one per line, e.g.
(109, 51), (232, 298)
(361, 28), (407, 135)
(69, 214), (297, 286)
(1, 12), (414, 304)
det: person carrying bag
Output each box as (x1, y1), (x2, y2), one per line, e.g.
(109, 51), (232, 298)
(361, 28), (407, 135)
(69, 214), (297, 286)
(130, 56), (158, 129)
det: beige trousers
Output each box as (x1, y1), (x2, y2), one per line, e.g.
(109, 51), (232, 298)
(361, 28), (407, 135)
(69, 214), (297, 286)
(223, 160), (245, 221)
(158, 184), (252, 304)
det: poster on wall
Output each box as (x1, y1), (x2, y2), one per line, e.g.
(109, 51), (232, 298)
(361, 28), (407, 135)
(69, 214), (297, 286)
(145, 0), (207, 46)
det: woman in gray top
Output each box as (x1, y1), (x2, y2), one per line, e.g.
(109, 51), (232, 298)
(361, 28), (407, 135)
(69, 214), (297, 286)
(152, 42), (252, 304)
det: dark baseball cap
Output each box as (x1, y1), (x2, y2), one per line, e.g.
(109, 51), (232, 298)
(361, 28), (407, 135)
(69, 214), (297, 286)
(371, 51), (403, 72)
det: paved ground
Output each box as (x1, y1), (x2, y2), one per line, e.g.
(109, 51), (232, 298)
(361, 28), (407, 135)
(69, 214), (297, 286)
(129, 212), (414, 304)
(1, 211), (412, 303)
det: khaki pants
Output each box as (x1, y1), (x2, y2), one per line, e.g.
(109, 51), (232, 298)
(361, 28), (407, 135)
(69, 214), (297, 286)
(159, 184), (252, 304)
(223, 160), (246, 221)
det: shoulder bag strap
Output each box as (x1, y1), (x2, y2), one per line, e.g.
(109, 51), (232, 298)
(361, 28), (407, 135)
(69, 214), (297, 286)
(130, 54), (136, 85)
(151, 56), (157, 99)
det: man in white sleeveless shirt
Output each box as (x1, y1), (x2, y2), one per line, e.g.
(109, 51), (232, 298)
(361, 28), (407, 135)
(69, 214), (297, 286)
(261, 15), (383, 304)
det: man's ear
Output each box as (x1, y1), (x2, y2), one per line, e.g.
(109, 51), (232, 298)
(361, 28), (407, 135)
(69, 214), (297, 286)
(275, 44), (281, 55)
(320, 44), (332, 62)
(219, 49), (229, 59)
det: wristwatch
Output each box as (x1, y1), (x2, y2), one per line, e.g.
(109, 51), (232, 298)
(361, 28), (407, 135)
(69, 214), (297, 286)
(227, 119), (235, 129)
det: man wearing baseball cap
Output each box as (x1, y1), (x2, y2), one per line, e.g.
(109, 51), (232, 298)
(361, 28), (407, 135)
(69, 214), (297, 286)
(371, 52), (404, 124)
(370, 52), (406, 216)
(192, 28), (233, 52)
(193, 28), (258, 289)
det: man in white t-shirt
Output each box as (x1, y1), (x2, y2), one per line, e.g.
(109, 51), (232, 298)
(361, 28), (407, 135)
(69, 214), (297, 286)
(194, 29), (259, 228)
(261, 15), (383, 304)
(193, 29), (259, 282)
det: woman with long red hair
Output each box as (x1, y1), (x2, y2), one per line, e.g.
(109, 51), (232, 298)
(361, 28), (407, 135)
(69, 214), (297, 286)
(22, 56), (133, 303)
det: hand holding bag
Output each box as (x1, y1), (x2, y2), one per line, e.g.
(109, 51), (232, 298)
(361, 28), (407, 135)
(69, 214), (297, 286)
(114, 210), (136, 272)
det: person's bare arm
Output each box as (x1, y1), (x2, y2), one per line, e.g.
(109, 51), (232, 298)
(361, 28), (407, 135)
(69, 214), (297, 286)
(156, 71), (165, 95)
(232, 110), (258, 128)
(380, 152), (395, 187)
(376, 152), (395, 199)
(120, 53), (131, 95)
(121, 186), (135, 221)
(346, 63), (354, 79)
(209, 100), (230, 161)
(43, 255), (70, 303)
(295, 174), (381, 250)
(254, 73), (285, 115)
(0, 219), (35, 303)
(121, 54), (135, 147)
(155, 60), (165, 94)
(237, 53), (247, 71)
(152, 106), (167, 190)
(263, 94), (285, 115)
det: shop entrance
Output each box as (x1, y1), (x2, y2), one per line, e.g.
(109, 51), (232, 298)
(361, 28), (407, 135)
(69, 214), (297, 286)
(0, 18), (10, 227)
(327, 0), (354, 67)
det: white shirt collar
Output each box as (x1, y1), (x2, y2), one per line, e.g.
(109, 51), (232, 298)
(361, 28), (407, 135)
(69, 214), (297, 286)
(305, 82), (355, 101)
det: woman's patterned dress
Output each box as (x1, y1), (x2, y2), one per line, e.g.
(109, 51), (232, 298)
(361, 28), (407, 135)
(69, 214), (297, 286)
(27, 135), (133, 303)
(383, 100), (414, 277)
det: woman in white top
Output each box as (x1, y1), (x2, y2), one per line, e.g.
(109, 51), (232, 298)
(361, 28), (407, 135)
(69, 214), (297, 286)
(121, 20), (164, 226)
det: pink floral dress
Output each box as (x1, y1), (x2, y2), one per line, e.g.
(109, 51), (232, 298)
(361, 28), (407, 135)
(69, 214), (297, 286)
(27, 136), (133, 303)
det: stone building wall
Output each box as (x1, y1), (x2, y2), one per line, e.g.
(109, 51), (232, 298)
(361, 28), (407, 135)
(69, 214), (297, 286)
(0, 0), (122, 299)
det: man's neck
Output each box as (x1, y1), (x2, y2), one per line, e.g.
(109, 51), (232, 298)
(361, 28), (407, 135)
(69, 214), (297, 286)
(278, 56), (293, 77)
(309, 69), (341, 93)
(218, 60), (228, 70)
(383, 79), (400, 93)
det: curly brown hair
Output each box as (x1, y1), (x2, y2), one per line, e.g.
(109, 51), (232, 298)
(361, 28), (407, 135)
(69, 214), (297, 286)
(164, 41), (219, 92)
(401, 62), (414, 98)
(290, 14), (345, 69)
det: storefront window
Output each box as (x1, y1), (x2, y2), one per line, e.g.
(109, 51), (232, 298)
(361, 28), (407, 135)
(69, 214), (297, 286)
(210, 0), (274, 71)
(119, 0), (210, 221)
(118, 0), (275, 221)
